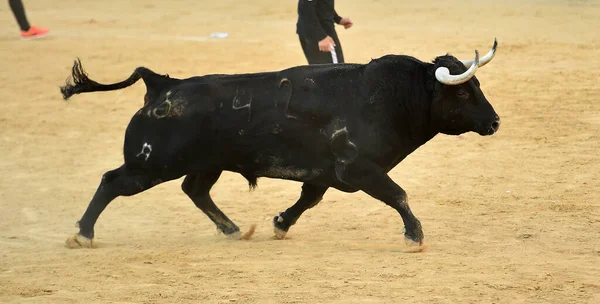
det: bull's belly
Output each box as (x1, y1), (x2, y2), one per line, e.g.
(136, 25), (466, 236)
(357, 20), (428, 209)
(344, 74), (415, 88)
(222, 148), (359, 192)
(227, 150), (333, 181)
(254, 164), (325, 181)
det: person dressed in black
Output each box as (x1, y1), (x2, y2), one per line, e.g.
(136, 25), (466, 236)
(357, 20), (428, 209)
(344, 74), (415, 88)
(296, 0), (353, 64)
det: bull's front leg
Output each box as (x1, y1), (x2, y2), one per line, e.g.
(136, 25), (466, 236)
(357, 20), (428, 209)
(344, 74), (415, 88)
(335, 158), (424, 248)
(65, 165), (164, 248)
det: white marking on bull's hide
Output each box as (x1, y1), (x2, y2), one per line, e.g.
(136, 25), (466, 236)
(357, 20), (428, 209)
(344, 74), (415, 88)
(232, 87), (252, 122)
(239, 129), (244, 135)
(284, 105), (299, 119)
(135, 143), (152, 161)
(154, 90), (188, 118)
(331, 127), (348, 139)
(164, 92), (171, 105)
(272, 124), (283, 134)
(277, 78), (298, 120)
(153, 100), (172, 118)
(329, 126), (359, 164)
(347, 140), (357, 151)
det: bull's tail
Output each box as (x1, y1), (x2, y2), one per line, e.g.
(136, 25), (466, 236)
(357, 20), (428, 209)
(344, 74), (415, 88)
(60, 58), (170, 100)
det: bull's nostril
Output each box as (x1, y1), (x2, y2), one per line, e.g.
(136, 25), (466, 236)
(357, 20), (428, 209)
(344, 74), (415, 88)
(491, 121), (500, 131)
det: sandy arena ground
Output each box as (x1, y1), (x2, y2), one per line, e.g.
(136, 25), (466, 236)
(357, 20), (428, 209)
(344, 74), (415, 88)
(1, 0), (599, 303)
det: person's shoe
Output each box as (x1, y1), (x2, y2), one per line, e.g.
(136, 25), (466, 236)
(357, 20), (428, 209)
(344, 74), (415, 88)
(20, 25), (49, 40)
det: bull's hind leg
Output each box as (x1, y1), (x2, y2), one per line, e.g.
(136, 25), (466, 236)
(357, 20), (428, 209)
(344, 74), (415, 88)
(66, 165), (166, 249)
(335, 159), (424, 247)
(273, 183), (328, 239)
(182, 171), (251, 239)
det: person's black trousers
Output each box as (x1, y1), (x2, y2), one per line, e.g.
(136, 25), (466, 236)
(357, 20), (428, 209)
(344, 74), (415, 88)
(298, 29), (345, 64)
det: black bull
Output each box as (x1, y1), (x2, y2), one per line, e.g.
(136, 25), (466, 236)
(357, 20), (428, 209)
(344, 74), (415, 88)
(60, 40), (500, 249)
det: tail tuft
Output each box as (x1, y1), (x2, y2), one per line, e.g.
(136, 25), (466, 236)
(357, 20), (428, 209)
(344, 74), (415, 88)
(60, 58), (100, 100)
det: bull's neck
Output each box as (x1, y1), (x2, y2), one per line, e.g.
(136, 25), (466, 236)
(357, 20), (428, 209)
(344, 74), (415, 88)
(388, 68), (439, 149)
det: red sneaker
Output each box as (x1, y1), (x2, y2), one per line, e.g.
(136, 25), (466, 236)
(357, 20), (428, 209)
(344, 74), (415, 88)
(20, 25), (49, 40)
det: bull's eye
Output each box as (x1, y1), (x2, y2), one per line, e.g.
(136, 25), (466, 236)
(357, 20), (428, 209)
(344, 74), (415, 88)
(457, 89), (469, 100)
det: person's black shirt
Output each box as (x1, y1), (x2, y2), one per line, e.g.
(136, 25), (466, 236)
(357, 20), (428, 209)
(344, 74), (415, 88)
(296, 0), (342, 42)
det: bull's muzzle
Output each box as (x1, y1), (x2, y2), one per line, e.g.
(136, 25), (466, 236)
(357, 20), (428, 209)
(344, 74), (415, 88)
(481, 116), (501, 136)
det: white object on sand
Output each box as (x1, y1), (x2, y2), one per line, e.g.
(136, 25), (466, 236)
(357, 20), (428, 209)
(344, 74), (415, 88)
(210, 32), (229, 38)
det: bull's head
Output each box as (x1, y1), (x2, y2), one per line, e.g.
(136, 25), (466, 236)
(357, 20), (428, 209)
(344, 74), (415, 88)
(431, 39), (500, 136)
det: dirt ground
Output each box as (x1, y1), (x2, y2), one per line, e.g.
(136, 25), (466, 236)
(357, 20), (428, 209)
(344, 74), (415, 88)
(1, 0), (599, 303)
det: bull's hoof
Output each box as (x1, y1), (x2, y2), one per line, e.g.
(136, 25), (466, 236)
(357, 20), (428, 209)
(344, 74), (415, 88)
(65, 233), (94, 249)
(403, 237), (428, 253)
(224, 230), (242, 240)
(273, 212), (289, 240)
(274, 227), (288, 240)
(216, 224), (240, 238)
(404, 236), (422, 247)
(404, 222), (424, 244)
(403, 231), (427, 253)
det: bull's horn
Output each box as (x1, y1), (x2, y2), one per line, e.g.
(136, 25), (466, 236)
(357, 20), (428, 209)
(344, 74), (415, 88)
(461, 38), (497, 68)
(435, 50), (479, 85)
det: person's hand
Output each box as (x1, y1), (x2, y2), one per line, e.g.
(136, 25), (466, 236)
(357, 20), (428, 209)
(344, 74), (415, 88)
(318, 36), (336, 52)
(339, 17), (353, 29)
